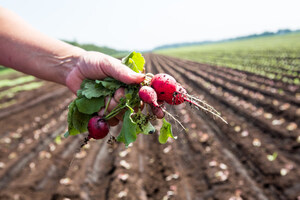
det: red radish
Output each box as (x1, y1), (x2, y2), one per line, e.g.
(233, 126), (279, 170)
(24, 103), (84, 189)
(150, 73), (177, 102)
(150, 73), (187, 105)
(165, 83), (187, 105)
(150, 73), (227, 123)
(87, 116), (110, 139)
(138, 86), (159, 107)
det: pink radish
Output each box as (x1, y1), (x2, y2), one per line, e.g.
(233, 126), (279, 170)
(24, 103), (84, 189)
(138, 86), (159, 107)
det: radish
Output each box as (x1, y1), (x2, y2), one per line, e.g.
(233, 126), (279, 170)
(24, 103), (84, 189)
(138, 86), (159, 107)
(165, 83), (187, 105)
(150, 73), (187, 105)
(139, 86), (165, 119)
(150, 73), (227, 124)
(150, 73), (177, 102)
(87, 116), (110, 139)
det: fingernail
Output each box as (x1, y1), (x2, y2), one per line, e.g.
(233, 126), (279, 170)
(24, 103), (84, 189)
(130, 72), (145, 81)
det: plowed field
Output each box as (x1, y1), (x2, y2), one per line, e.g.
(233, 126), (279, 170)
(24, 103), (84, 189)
(0, 54), (299, 200)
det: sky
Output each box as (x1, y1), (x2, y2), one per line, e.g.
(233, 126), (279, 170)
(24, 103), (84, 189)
(1, 0), (300, 51)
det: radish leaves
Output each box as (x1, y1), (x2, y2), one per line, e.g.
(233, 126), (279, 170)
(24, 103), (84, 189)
(122, 51), (145, 73)
(117, 108), (137, 147)
(76, 97), (105, 115)
(159, 118), (175, 144)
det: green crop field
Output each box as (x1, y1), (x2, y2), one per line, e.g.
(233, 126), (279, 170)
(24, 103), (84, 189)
(156, 33), (300, 85)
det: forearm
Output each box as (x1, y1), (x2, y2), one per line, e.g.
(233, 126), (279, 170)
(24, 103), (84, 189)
(0, 6), (85, 85)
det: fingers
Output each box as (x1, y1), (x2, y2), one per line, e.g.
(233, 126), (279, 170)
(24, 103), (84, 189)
(107, 117), (119, 127)
(77, 52), (145, 85)
(151, 100), (165, 119)
(112, 88), (125, 121)
(113, 87), (125, 102)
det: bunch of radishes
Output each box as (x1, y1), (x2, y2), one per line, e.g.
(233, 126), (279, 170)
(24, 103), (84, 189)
(87, 73), (226, 141)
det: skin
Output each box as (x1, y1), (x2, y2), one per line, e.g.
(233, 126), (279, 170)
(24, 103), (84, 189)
(0, 7), (157, 126)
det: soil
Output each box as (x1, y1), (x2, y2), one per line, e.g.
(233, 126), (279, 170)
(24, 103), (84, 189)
(0, 55), (299, 200)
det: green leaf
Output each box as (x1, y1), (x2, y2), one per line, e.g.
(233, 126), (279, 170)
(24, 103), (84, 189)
(117, 109), (137, 147)
(69, 127), (80, 136)
(72, 106), (91, 134)
(80, 79), (92, 89)
(67, 101), (75, 126)
(81, 81), (112, 99)
(67, 101), (80, 136)
(122, 51), (145, 73)
(75, 97), (105, 114)
(159, 118), (175, 144)
(77, 89), (83, 98)
(95, 78), (123, 90)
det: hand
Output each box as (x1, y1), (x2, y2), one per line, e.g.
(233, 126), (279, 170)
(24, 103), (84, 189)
(65, 51), (145, 93)
(65, 51), (145, 126)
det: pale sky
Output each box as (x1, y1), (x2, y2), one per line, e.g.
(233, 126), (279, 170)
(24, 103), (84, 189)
(1, 0), (300, 51)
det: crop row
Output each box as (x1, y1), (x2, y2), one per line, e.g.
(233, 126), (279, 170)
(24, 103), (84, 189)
(150, 54), (300, 199)
(161, 55), (300, 118)
(157, 33), (300, 85)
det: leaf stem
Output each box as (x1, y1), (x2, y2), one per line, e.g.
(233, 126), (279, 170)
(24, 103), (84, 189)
(104, 105), (126, 120)
(104, 96), (112, 115)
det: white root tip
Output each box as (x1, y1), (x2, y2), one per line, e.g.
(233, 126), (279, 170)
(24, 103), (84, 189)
(161, 107), (187, 131)
(184, 94), (228, 124)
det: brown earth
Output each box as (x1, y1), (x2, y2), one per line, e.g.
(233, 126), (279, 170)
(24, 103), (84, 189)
(0, 54), (299, 200)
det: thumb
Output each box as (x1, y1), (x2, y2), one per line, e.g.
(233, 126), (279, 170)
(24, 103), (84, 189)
(101, 55), (145, 84)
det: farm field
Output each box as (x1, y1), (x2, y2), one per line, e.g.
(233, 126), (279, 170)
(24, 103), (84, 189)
(0, 38), (300, 199)
(157, 33), (300, 86)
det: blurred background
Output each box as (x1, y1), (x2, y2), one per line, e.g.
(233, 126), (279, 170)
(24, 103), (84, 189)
(0, 1), (300, 200)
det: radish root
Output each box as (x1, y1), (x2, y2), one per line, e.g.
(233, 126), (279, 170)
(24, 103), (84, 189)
(161, 107), (187, 131)
(183, 94), (228, 124)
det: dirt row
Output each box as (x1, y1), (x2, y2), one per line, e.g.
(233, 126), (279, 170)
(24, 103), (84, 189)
(0, 55), (299, 200)
(162, 55), (300, 112)
(149, 54), (300, 200)
(155, 55), (300, 147)
(161, 55), (300, 104)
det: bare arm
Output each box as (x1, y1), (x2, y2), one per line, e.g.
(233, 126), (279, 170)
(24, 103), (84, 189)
(0, 6), (144, 93)
(0, 7), (165, 125)
(0, 6), (151, 125)
(0, 6), (84, 86)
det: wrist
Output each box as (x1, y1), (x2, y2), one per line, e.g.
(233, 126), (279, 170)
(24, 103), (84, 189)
(59, 46), (86, 87)
(64, 47), (88, 94)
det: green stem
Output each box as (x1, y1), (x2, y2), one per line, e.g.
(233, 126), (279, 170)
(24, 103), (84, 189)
(104, 104), (126, 120)
(104, 96), (112, 115)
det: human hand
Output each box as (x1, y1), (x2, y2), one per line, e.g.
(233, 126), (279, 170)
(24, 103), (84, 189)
(65, 51), (147, 126)
(66, 51), (145, 93)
